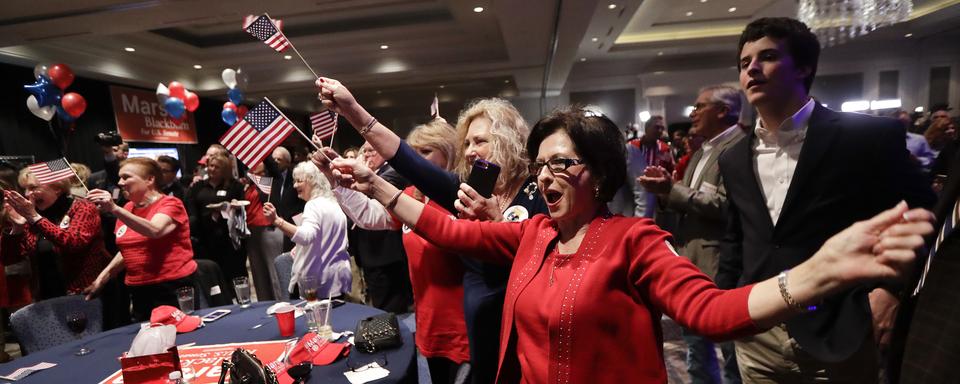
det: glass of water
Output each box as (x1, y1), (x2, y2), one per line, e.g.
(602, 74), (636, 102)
(176, 286), (195, 314)
(233, 276), (252, 308)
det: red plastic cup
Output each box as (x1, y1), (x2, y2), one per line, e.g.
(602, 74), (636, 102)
(275, 306), (295, 337)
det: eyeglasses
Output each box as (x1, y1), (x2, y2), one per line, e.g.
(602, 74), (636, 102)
(346, 353), (388, 372)
(691, 102), (727, 113)
(529, 158), (584, 176)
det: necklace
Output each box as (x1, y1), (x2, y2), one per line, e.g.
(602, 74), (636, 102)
(549, 249), (575, 287)
(136, 192), (160, 208)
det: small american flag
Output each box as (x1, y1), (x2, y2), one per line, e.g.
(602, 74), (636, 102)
(219, 99), (297, 168)
(243, 15), (282, 32)
(244, 14), (289, 52)
(247, 172), (273, 195)
(310, 110), (338, 141)
(430, 94), (439, 118)
(27, 158), (76, 185)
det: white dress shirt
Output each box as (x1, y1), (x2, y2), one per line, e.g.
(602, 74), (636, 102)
(690, 124), (741, 187)
(753, 98), (815, 225)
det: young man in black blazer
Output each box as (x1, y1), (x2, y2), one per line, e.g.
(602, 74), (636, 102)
(717, 18), (934, 383)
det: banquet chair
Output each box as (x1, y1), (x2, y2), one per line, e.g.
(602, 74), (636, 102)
(10, 296), (102, 355)
(193, 259), (234, 308)
(274, 252), (294, 299)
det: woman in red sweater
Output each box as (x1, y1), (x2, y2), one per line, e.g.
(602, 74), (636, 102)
(2, 169), (110, 299)
(85, 158), (197, 321)
(319, 99), (934, 382)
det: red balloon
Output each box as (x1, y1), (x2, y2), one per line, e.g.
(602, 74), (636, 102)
(223, 102), (238, 112)
(184, 91), (199, 112)
(61, 92), (87, 118)
(47, 63), (75, 90)
(168, 81), (186, 100)
(237, 105), (249, 118)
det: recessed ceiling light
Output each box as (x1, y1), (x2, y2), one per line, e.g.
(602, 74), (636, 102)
(380, 44), (389, 50)
(700, 0), (707, 3)
(607, 4), (617, 9)
(904, 33), (913, 37)
(685, 11), (693, 16)
(580, 57), (587, 62)
(439, 85), (445, 89)
(284, 55), (292, 60)
(473, 6), (484, 13)
(657, 51), (663, 56)
(728, 7), (737, 12)
(376, 90), (382, 94)
(124, 47), (135, 52)
(504, 79), (510, 83)
(591, 37), (599, 42)
(654, 71), (665, 75)
(193, 64), (202, 69)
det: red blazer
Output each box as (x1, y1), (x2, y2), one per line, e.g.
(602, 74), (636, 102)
(1, 198), (111, 295)
(413, 204), (759, 383)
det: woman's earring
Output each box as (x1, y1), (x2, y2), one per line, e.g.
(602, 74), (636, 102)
(594, 185), (601, 199)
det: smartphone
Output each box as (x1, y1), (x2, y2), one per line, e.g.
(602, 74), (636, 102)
(466, 159), (501, 198)
(201, 309), (231, 322)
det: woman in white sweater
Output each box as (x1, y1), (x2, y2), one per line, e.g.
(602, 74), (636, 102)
(264, 161), (351, 299)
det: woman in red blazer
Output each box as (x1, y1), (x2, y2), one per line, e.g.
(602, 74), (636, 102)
(316, 84), (933, 383)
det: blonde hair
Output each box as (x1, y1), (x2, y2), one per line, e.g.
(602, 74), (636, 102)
(70, 163), (91, 185)
(454, 98), (530, 194)
(292, 161), (332, 200)
(408, 119), (458, 171)
(18, 167), (72, 195)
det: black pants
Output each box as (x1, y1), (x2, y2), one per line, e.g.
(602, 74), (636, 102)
(128, 273), (198, 322)
(363, 261), (413, 314)
(427, 357), (468, 384)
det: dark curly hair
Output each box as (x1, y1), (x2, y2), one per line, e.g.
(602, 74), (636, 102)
(737, 17), (820, 92)
(526, 106), (626, 203)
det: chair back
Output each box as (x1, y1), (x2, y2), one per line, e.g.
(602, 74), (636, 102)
(274, 252), (294, 298)
(193, 259), (234, 307)
(10, 296), (102, 355)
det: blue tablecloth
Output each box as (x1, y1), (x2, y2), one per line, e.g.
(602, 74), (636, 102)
(2, 301), (414, 383)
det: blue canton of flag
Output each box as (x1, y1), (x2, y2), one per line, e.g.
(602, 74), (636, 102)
(219, 99), (296, 168)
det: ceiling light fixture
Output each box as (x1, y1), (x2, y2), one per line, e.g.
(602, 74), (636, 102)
(473, 6), (484, 13)
(728, 7), (737, 12)
(700, 0), (708, 3)
(657, 51), (663, 56)
(904, 33), (913, 37)
(580, 57), (587, 62)
(504, 80), (510, 83)
(124, 47), (135, 52)
(284, 55), (292, 60)
(591, 37), (598, 42)
(608, 4), (617, 9)
(685, 11), (693, 16)
(439, 85), (445, 89)
(193, 64), (202, 69)
(380, 44), (389, 50)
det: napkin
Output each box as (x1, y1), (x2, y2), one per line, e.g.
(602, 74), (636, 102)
(127, 324), (177, 357)
(0, 362), (57, 381)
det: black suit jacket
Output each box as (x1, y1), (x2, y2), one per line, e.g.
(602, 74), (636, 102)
(897, 148), (960, 383)
(349, 164), (410, 269)
(263, 157), (305, 251)
(718, 104), (935, 362)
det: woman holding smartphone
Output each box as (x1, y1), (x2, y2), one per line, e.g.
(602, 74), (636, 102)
(315, 77), (546, 383)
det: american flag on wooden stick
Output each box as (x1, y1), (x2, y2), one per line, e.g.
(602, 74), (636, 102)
(243, 14), (289, 52)
(430, 94), (439, 118)
(27, 158), (76, 185)
(310, 110), (338, 141)
(247, 172), (273, 195)
(219, 99), (297, 168)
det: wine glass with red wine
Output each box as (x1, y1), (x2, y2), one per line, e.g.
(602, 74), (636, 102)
(66, 311), (93, 356)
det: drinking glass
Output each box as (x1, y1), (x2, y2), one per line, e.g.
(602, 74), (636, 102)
(233, 276), (252, 308)
(299, 276), (318, 302)
(66, 311), (93, 356)
(176, 286), (195, 313)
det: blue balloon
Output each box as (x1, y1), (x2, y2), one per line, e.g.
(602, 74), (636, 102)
(165, 97), (186, 119)
(56, 104), (75, 122)
(24, 75), (62, 107)
(228, 88), (244, 105)
(221, 108), (238, 125)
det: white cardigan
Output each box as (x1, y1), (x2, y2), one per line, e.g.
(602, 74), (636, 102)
(289, 197), (352, 297)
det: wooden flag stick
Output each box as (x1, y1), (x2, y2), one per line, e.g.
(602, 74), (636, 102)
(264, 98), (332, 162)
(265, 13), (319, 79)
(64, 157), (90, 193)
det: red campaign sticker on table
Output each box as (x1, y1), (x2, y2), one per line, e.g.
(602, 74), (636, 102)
(98, 340), (289, 384)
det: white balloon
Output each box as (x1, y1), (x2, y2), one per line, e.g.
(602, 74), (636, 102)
(156, 82), (169, 105)
(235, 67), (249, 90)
(221, 68), (237, 89)
(33, 63), (49, 79)
(26, 95), (56, 121)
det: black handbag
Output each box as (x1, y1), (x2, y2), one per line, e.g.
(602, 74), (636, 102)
(217, 348), (278, 384)
(354, 313), (403, 353)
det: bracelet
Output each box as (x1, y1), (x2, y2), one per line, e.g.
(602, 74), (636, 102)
(777, 270), (815, 313)
(359, 116), (377, 135)
(385, 190), (404, 209)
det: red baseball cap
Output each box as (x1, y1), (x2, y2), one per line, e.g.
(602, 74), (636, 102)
(287, 333), (350, 366)
(150, 305), (202, 333)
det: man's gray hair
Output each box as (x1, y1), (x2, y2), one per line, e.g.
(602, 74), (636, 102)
(700, 85), (742, 122)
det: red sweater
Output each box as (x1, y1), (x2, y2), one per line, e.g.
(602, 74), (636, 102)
(2, 198), (110, 295)
(413, 205), (759, 383)
(116, 195), (197, 286)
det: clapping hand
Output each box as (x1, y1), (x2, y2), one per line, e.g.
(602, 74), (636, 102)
(86, 189), (118, 214)
(636, 166), (672, 195)
(3, 190), (39, 224)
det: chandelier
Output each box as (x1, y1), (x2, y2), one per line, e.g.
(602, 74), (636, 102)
(798, 0), (913, 47)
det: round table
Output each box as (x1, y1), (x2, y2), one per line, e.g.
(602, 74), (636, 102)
(2, 301), (414, 383)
